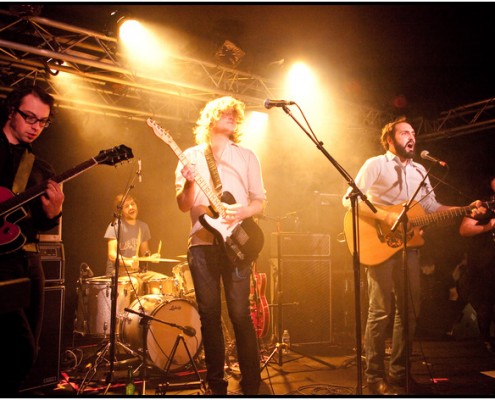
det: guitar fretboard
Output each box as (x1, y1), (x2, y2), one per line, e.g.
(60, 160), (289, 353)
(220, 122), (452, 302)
(149, 120), (227, 217)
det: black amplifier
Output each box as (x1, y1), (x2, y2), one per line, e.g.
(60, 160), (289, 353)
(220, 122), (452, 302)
(39, 242), (65, 285)
(270, 232), (331, 258)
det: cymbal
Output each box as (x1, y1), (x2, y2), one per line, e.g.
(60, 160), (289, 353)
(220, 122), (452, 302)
(177, 254), (187, 259)
(137, 257), (179, 263)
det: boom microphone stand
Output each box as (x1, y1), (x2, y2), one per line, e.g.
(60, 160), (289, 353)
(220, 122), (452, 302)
(78, 164), (141, 394)
(268, 102), (376, 395)
(390, 165), (433, 395)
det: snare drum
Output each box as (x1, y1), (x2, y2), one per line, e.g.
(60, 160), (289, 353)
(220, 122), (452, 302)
(74, 275), (139, 337)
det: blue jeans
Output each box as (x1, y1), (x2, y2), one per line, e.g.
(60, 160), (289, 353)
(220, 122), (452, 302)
(364, 249), (421, 383)
(188, 245), (260, 395)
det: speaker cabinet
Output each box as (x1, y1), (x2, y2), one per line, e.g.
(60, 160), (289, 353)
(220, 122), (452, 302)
(270, 257), (332, 345)
(20, 286), (65, 392)
(39, 242), (65, 284)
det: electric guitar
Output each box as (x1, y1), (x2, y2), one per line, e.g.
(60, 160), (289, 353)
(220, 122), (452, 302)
(343, 199), (495, 266)
(0, 144), (134, 254)
(146, 118), (264, 265)
(250, 271), (270, 338)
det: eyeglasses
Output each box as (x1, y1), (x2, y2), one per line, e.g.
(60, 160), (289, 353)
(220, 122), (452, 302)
(16, 108), (51, 128)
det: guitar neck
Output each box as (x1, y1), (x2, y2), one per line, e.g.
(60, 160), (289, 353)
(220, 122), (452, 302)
(0, 158), (98, 217)
(410, 203), (482, 227)
(168, 141), (226, 217)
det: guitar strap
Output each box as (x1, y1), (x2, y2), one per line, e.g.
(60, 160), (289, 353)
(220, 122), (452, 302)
(12, 149), (35, 194)
(204, 145), (223, 199)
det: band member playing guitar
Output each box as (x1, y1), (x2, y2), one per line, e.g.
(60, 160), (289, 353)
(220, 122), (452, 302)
(174, 96), (266, 396)
(342, 116), (484, 395)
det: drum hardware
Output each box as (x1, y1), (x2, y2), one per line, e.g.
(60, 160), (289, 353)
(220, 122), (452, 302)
(123, 303), (205, 395)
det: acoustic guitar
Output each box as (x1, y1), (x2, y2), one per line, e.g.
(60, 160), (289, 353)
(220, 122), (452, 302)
(343, 200), (495, 266)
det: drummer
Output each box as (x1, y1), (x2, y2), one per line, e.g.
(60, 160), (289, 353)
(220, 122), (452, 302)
(104, 193), (170, 296)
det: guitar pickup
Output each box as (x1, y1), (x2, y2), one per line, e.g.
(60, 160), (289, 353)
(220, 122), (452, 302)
(232, 225), (249, 246)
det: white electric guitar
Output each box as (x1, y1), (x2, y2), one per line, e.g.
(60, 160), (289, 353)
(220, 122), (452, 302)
(146, 118), (264, 265)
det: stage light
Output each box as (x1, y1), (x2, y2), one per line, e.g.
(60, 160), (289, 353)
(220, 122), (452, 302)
(215, 40), (246, 68)
(104, 9), (139, 38)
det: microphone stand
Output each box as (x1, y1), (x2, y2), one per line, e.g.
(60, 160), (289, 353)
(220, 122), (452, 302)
(277, 104), (377, 395)
(389, 164), (433, 395)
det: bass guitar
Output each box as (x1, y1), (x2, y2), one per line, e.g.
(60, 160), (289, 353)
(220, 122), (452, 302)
(0, 144), (133, 254)
(146, 118), (264, 265)
(343, 199), (495, 266)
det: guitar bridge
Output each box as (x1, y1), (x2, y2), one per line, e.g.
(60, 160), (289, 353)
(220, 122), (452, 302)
(226, 237), (245, 261)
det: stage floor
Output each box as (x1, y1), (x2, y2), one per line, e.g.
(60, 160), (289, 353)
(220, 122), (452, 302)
(22, 333), (495, 396)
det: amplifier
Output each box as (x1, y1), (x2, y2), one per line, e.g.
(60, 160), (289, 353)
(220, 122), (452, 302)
(270, 232), (331, 258)
(39, 242), (65, 284)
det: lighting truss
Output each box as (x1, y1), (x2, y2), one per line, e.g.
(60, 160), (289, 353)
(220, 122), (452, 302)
(0, 8), (493, 141)
(0, 9), (278, 125)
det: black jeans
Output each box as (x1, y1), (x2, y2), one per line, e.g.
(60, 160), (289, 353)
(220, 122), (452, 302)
(188, 245), (260, 395)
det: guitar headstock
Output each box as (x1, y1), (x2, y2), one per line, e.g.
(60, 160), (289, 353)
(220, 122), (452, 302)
(146, 118), (174, 145)
(96, 144), (134, 166)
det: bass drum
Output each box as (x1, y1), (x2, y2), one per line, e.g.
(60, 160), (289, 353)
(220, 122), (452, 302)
(121, 294), (202, 372)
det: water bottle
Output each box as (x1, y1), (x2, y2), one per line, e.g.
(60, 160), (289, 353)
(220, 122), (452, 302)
(125, 366), (136, 395)
(282, 329), (290, 354)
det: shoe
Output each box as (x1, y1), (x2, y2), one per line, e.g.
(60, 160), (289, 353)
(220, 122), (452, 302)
(389, 375), (432, 394)
(368, 379), (400, 395)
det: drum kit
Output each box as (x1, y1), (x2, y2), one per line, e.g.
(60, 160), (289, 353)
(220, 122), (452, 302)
(74, 259), (203, 376)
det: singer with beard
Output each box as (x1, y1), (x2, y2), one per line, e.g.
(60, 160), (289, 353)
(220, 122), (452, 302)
(342, 116), (483, 395)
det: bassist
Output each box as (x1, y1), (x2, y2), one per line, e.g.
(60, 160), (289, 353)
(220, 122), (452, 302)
(0, 85), (64, 394)
(175, 96), (266, 395)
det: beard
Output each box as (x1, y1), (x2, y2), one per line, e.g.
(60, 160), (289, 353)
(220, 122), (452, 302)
(392, 137), (415, 159)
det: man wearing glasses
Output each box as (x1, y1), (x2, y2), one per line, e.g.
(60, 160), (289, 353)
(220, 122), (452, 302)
(0, 85), (64, 394)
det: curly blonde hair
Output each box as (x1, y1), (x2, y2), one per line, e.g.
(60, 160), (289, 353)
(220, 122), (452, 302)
(193, 96), (245, 144)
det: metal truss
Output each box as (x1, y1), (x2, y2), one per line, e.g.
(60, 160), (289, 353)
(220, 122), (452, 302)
(414, 98), (495, 142)
(0, 8), (278, 127)
(0, 8), (493, 141)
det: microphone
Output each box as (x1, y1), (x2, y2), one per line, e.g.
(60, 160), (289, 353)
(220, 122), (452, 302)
(137, 159), (142, 183)
(420, 150), (448, 167)
(182, 325), (197, 337)
(264, 99), (295, 109)
(80, 263), (94, 278)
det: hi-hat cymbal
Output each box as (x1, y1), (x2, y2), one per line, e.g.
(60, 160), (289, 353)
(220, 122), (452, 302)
(137, 257), (179, 263)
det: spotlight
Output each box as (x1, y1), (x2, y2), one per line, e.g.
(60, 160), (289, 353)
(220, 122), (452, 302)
(214, 40), (245, 68)
(104, 8), (136, 38)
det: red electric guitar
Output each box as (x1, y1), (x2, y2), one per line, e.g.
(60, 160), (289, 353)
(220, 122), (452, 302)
(0, 145), (133, 255)
(250, 265), (270, 338)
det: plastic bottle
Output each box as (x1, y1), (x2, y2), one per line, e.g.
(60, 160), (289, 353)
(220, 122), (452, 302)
(282, 329), (290, 354)
(125, 366), (136, 395)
